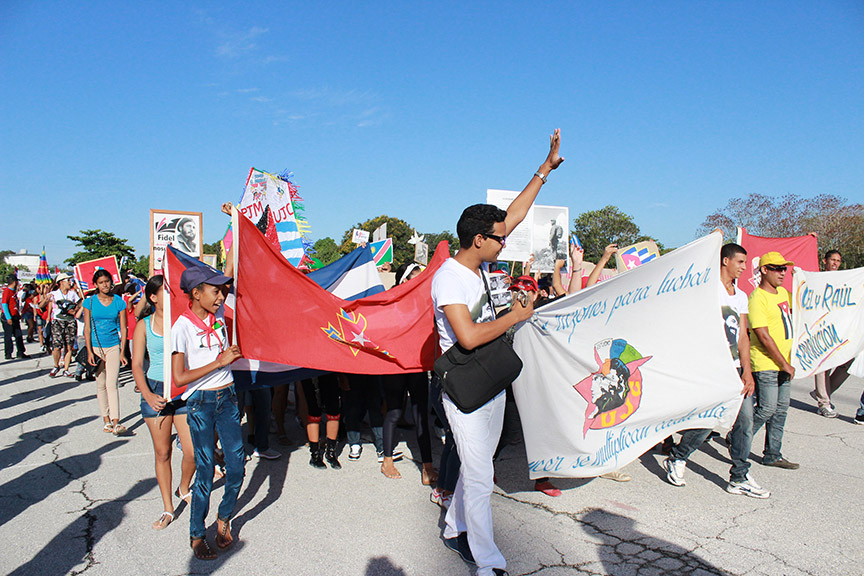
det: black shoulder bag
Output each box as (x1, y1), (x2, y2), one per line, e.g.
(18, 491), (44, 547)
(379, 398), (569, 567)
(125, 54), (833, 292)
(433, 270), (523, 414)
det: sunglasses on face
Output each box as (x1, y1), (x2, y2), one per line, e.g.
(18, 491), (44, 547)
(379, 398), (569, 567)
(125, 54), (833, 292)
(482, 233), (507, 246)
(764, 265), (787, 272)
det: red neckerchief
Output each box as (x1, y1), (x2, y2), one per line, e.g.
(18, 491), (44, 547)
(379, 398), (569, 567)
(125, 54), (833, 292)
(181, 305), (225, 351)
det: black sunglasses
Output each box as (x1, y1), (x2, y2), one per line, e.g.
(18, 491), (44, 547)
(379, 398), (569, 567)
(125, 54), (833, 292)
(482, 233), (507, 246)
(764, 265), (787, 272)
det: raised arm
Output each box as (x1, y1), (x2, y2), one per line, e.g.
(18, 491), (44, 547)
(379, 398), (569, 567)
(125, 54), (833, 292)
(504, 129), (564, 234)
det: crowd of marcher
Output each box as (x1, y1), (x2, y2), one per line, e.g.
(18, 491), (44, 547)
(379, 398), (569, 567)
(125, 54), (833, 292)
(3, 131), (863, 576)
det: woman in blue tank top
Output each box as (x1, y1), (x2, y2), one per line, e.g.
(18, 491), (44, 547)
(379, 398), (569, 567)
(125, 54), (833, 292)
(131, 275), (195, 530)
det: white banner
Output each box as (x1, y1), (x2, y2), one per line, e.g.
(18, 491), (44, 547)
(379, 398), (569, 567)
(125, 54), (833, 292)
(512, 233), (743, 479)
(790, 267), (864, 378)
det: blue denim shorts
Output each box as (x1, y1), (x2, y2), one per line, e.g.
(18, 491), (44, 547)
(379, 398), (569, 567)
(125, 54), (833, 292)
(140, 377), (188, 418)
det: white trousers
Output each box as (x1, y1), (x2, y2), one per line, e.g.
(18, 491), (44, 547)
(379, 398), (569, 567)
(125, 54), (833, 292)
(443, 390), (507, 575)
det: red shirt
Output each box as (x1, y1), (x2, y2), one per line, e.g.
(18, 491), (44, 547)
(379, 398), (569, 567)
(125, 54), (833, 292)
(2, 287), (19, 317)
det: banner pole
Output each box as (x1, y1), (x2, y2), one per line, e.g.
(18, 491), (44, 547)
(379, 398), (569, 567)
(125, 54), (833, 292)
(232, 206), (239, 345)
(162, 251), (172, 400)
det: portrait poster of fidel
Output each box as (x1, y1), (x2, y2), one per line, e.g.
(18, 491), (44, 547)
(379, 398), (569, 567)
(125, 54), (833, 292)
(511, 232), (744, 479)
(150, 210), (203, 272)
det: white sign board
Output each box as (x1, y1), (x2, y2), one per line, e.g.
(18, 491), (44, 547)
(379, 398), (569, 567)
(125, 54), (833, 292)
(352, 229), (370, 244)
(486, 189), (533, 262)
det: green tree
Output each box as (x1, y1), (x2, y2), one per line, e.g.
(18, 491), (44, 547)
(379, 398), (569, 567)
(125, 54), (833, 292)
(422, 230), (458, 259)
(698, 193), (864, 268)
(66, 230), (137, 267)
(313, 237), (341, 266)
(339, 215), (415, 266)
(0, 250), (16, 280)
(131, 256), (150, 278)
(202, 242), (224, 269)
(572, 206), (665, 266)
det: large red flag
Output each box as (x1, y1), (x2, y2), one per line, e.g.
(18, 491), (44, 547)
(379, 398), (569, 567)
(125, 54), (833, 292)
(234, 210), (447, 374)
(737, 228), (819, 295)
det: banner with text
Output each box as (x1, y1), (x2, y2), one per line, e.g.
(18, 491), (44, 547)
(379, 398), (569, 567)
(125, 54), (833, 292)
(512, 233), (743, 479)
(236, 168), (305, 265)
(790, 267), (864, 378)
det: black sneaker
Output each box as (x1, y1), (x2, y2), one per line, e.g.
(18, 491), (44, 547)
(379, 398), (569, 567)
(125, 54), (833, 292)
(854, 415), (864, 425)
(762, 457), (799, 470)
(443, 533), (475, 564)
(492, 570), (509, 576)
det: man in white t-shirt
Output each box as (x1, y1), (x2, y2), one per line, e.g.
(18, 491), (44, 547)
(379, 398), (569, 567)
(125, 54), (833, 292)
(432, 129), (563, 576)
(661, 242), (770, 498)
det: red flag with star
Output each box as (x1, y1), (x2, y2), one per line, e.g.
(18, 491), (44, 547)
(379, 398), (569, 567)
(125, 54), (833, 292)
(234, 210), (448, 373)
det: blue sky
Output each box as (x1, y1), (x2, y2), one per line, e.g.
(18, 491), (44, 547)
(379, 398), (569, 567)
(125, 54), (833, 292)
(1, 1), (862, 265)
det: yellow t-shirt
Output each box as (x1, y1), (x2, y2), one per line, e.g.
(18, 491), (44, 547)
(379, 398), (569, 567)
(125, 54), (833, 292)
(748, 286), (792, 372)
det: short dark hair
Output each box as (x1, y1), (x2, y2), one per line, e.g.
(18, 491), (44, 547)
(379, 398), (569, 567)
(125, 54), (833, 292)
(6, 273), (17, 285)
(824, 250), (841, 261)
(456, 204), (507, 249)
(720, 242), (746, 264)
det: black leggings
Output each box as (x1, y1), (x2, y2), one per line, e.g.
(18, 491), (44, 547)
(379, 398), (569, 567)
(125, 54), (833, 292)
(381, 372), (432, 463)
(302, 374), (341, 420)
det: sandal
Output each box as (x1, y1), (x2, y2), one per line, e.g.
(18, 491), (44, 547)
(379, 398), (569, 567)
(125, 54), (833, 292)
(102, 422), (114, 433)
(216, 517), (233, 549)
(190, 537), (217, 560)
(175, 487), (192, 504)
(112, 424), (129, 436)
(152, 511), (174, 530)
(421, 465), (438, 486)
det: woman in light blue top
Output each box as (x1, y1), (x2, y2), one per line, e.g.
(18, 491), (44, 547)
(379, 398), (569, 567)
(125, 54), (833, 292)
(83, 269), (128, 435)
(131, 275), (195, 530)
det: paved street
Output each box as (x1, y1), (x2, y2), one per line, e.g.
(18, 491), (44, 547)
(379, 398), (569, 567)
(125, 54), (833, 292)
(1, 340), (862, 576)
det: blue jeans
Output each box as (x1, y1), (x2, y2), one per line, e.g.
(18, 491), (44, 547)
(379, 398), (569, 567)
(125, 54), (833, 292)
(752, 370), (791, 463)
(186, 386), (246, 540)
(670, 428), (713, 462)
(857, 388), (864, 418)
(728, 393), (755, 482)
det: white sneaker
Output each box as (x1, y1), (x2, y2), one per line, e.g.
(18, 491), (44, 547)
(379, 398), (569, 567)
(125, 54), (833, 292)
(348, 444), (362, 460)
(253, 448), (281, 460)
(663, 457), (687, 486)
(377, 450), (403, 463)
(727, 473), (770, 498)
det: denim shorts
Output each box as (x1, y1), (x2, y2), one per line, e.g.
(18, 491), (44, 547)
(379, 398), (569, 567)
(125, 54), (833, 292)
(140, 377), (188, 418)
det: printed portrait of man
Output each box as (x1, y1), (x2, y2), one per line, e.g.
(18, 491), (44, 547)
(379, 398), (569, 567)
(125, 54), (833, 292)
(173, 217), (198, 255)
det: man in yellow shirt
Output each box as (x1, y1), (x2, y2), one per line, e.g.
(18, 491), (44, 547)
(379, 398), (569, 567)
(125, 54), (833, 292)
(749, 251), (798, 470)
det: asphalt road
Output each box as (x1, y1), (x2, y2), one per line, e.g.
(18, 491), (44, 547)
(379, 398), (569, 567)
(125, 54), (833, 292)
(1, 340), (862, 576)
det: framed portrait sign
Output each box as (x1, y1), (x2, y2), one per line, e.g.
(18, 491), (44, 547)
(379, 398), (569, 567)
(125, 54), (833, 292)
(150, 210), (203, 273)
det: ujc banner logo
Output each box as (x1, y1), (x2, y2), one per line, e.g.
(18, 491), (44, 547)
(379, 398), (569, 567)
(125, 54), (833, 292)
(573, 338), (652, 437)
(321, 309), (392, 358)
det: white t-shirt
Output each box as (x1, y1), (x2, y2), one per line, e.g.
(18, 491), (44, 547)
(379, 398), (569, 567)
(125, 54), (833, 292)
(431, 258), (495, 352)
(720, 282), (749, 368)
(172, 307), (233, 399)
(50, 289), (80, 321)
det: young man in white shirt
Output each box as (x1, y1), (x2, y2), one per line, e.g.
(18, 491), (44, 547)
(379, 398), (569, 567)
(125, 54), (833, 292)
(432, 129), (563, 576)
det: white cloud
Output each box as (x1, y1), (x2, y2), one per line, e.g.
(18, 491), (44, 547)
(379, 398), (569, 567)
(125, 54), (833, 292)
(216, 26), (269, 59)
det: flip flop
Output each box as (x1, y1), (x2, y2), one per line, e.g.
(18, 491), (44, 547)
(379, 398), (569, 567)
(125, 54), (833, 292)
(102, 423), (113, 433)
(216, 517), (233, 549)
(175, 487), (192, 504)
(191, 537), (217, 560)
(153, 511), (174, 530)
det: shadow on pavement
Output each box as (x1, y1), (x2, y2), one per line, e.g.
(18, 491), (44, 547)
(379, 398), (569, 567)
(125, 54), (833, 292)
(231, 449), (289, 538)
(0, 440), (124, 527)
(0, 416), (92, 469)
(365, 556), (407, 575)
(0, 395), (97, 433)
(8, 478), (157, 576)
(582, 508), (727, 575)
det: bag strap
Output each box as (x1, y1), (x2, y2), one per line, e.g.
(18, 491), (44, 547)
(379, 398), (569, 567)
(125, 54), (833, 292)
(479, 268), (497, 321)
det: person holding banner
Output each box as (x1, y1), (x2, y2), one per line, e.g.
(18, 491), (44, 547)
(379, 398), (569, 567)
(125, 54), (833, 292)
(661, 243), (770, 497)
(82, 269), (129, 435)
(171, 266), (243, 560)
(131, 275), (195, 530)
(810, 250), (851, 418)
(749, 252), (799, 470)
(432, 128), (562, 576)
